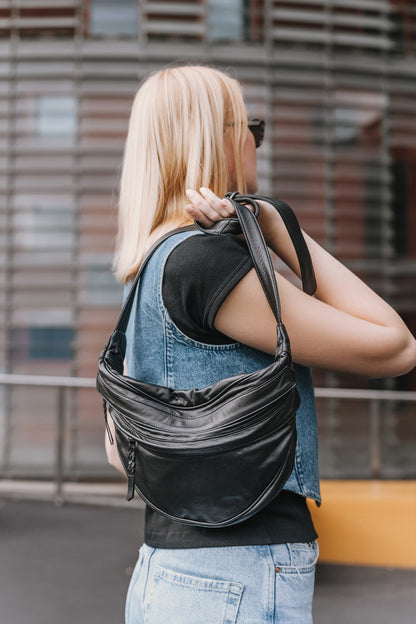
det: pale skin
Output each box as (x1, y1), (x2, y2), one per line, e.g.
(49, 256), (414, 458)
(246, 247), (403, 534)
(106, 117), (416, 473)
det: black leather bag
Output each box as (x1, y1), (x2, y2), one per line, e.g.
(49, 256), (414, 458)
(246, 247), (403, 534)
(96, 194), (316, 528)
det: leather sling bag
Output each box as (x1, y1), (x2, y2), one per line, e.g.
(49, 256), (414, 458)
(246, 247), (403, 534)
(96, 193), (316, 527)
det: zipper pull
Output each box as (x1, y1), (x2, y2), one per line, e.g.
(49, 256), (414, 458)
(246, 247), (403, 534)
(126, 438), (136, 501)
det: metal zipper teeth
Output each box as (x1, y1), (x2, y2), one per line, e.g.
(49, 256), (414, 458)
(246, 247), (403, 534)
(112, 383), (297, 450)
(109, 387), (296, 448)
(117, 381), (296, 440)
(110, 381), (295, 438)
(102, 365), (289, 420)
(101, 352), (291, 414)
(136, 411), (296, 457)
(104, 366), (294, 437)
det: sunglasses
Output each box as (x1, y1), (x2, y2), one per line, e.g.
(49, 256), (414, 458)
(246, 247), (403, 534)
(248, 118), (265, 148)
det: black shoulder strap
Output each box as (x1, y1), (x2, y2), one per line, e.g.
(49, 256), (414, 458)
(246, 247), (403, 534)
(229, 197), (282, 324)
(195, 192), (316, 296)
(249, 194), (316, 296)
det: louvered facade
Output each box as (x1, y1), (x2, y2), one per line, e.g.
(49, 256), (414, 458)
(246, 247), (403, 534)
(0, 1), (415, 479)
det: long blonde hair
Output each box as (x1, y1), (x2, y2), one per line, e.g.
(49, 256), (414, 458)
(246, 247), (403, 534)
(114, 65), (248, 284)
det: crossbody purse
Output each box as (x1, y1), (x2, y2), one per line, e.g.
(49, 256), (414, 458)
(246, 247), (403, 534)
(96, 193), (316, 527)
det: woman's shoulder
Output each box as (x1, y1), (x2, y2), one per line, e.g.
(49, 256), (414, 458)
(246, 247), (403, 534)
(162, 233), (254, 340)
(165, 232), (252, 279)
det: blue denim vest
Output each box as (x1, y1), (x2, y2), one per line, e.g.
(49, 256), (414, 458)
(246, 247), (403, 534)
(124, 230), (321, 505)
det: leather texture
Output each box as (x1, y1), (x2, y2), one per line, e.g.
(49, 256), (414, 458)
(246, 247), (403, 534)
(96, 195), (316, 527)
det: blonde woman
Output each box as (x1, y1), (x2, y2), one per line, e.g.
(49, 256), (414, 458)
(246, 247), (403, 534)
(107, 65), (416, 624)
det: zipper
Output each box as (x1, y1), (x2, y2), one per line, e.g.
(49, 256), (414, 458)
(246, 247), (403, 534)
(112, 383), (297, 453)
(103, 367), (295, 443)
(140, 410), (296, 457)
(109, 381), (295, 442)
(102, 355), (291, 414)
(126, 438), (136, 501)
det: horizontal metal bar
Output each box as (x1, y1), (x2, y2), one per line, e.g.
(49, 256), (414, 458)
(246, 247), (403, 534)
(0, 373), (415, 402)
(0, 17), (78, 28)
(0, 373), (96, 388)
(15, 0), (77, 7)
(333, 0), (390, 11)
(277, 0), (391, 8)
(271, 9), (330, 25)
(314, 388), (416, 402)
(143, 22), (205, 36)
(0, 40), (415, 79)
(142, 2), (205, 17)
(272, 9), (389, 32)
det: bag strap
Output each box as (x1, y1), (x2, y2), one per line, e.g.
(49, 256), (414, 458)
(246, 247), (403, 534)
(235, 193), (316, 296)
(196, 192), (316, 296)
(206, 196), (283, 325)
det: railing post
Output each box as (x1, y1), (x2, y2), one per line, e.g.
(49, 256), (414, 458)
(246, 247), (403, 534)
(369, 398), (381, 479)
(55, 386), (66, 505)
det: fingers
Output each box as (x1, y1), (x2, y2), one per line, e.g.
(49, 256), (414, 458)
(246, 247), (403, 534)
(185, 188), (235, 227)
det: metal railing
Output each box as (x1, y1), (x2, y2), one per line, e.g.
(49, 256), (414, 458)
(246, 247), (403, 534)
(0, 373), (96, 503)
(314, 386), (416, 480)
(0, 373), (415, 503)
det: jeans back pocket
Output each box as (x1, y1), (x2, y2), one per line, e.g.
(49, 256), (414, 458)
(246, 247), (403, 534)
(145, 565), (243, 624)
(286, 540), (319, 573)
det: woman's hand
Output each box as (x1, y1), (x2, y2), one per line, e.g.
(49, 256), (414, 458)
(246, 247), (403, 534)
(185, 188), (236, 227)
(185, 187), (284, 250)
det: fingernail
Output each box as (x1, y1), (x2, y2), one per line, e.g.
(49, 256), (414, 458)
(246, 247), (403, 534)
(200, 187), (208, 194)
(185, 189), (195, 198)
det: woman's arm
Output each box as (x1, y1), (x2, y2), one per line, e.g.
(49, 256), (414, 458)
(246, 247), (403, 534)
(185, 188), (416, 378)
(105, 412), (125, 475)
(104, 359), (128, 475)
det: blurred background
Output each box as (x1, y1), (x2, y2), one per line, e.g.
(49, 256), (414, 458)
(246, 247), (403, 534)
(0, 2), (416, 622)
(0, 0), (415, 488)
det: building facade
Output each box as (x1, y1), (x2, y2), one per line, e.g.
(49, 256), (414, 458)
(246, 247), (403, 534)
(1, 1), (415, 480)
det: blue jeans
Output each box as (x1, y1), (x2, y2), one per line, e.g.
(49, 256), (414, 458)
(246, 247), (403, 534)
(125, 540), (319, 624)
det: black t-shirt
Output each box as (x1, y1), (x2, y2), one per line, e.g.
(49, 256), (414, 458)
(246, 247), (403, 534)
(163, 234), (253, 345)
(143, 233), (317, 549)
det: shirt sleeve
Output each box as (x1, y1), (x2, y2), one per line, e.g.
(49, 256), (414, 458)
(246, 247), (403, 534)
(162, 233), (254, 344)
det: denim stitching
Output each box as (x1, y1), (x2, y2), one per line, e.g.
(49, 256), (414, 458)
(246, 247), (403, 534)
(164, 310), (172, 388)
(278, 541), (319, 576)
(154, 565), (243, 594)
(166, 314), (242, 351)
(293, 443), (306, 496)
(224, 584), (244, 624)
(152, 566), (244, 624)
(265, 546), (275, 624)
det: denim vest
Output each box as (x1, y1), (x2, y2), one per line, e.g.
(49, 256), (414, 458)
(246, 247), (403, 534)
(124, 230), (321, 505)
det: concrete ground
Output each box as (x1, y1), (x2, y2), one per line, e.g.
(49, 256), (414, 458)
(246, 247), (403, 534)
(1, 495), (415, 624)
